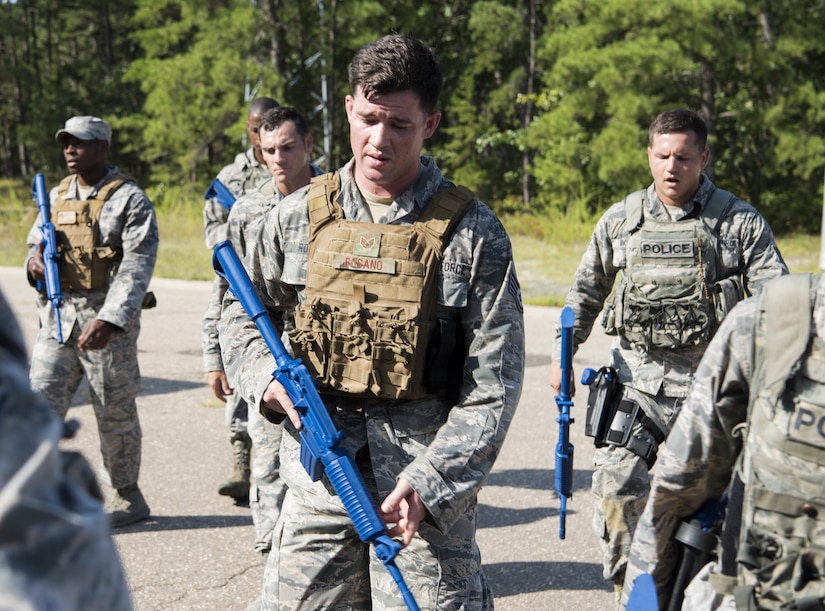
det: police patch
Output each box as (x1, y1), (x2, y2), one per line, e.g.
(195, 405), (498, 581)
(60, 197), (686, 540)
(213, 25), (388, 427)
(790, 400), (825, 450)
(640, 239), (695, 258)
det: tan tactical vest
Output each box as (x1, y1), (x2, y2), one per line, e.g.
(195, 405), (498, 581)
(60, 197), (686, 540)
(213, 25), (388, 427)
(603, 188), (741, 349)
(288, 173), (475, 400)
(53, 174), (133, 291)
(729, 273), (825, 609)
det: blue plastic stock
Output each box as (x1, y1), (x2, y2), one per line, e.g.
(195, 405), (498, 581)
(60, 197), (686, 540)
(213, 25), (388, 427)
(204, 178), (237, 210)
(33, 173), (64, 344)
(555, 306), (576, 539)
(212, 241), (419, 611)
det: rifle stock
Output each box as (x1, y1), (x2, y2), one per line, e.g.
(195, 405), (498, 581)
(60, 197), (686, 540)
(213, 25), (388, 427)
(33, 173), (64, 344)
(204, 178), (236, 210)
(212, 240), (419, 611)
(555, 306), (576, 539)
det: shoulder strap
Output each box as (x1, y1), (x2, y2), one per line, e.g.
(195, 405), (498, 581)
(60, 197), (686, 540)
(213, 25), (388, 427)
(415, 186), (476, 242)
(57, 175), (73, 198)
(95, 173), (135, 202)
(623, 190), (646, 233)
(700, 188), (737, 234)
(624, 187), (736, 234)
(55, 173), (134, 203)
(306, 172), (341, 241)
(755, 273), (817, 405)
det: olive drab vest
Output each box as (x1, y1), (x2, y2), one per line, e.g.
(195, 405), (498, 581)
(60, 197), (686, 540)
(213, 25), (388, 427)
(602, 188), (742, 349)
(288, 173), (475, 400)
(53, 174), (133, 291)
(731, 273), (825, 610)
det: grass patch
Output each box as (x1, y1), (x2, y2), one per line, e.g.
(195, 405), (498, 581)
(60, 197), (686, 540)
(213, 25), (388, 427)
(1, 177), (822, 302)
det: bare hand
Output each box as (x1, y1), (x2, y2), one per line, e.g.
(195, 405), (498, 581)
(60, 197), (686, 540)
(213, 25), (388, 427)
(77, 319), (118, 351)
(549, 360), (576, 397)
(28, 243), (46, 283)
(379, 478), (428, 547)
(261, 378), (301, 428)
(207, 371), (233, 402)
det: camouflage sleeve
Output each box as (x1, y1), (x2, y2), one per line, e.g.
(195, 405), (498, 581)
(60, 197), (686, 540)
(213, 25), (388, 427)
(622, 298), (758, 607)
(217, 203), (300, 409)
(202, 192), (268, 372)
(24, 216), (42, 287)
(398, 204), (526, 530)
(552, 202), (624, 361)
(97, 185), (159, 329)
(203, 163), (239, 250)
(727, 203), (788, 294)
(202, 275), (227, 372)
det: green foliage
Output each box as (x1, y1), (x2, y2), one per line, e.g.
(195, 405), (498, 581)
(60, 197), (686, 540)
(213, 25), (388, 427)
(120, 0), (283, 185)
(0, 179), (37, 267)
(2, 0), (825, 236)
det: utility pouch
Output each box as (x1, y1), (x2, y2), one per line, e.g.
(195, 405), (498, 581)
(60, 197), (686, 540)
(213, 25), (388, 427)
(583, 366), (622, 446)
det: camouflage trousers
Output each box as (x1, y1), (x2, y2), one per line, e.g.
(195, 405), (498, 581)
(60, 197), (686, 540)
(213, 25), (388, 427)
(592, 387), (682, 599)
(225, 389), (248, 430)
(247, 400), (286, 553)
(261, 411), (492, 610)
(30, 320), (142, 489)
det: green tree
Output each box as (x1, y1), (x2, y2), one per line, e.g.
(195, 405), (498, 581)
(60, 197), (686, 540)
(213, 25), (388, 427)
(439, 1), (532, 211)
(526, 0), (825, 233)
(0, 0), (142, 182)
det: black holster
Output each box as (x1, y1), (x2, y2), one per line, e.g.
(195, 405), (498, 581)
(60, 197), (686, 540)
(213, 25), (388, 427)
(584, 366), (621, 446)
(584, 367), (665, 468)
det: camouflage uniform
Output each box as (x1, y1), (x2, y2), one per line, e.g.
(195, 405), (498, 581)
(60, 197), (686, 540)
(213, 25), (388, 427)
(26, 168), (158, 491)
(0, 286), (132, 611)
(623, 273), (825, 610)
(219, 157), (525, 610)
(202, 165), (322, 553)
(552, 175), (787, 594)
(203, 147), (271, 492)
(203, 147), (271, 249)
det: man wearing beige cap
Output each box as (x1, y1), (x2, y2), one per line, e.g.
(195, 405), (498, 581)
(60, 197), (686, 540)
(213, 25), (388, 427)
(25, 115), (159, 528)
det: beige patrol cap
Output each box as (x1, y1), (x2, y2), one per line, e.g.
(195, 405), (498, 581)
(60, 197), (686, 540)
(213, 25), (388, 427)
(55, 115), (112, 144)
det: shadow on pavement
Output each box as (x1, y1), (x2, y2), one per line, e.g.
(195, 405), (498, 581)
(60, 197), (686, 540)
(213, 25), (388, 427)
(66, 375), (204, 407)
(112, 513), (252, 534)
(525, 353), (552, 368)
(484, 467), (593, 494)
(140, 376), (205, 396)
(478, 503), (554, 529)
(485, 560), (612, 594)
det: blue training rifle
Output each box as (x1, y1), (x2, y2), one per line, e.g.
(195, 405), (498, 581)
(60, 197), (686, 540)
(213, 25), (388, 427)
(204, 178), (236, 210)
(555, 305), (576, 539)
(212, 240), (419, 611)
(33, 173), (64, 344)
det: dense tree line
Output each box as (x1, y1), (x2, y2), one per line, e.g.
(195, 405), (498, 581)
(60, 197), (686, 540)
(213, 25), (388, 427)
(2, 0), (824, 232)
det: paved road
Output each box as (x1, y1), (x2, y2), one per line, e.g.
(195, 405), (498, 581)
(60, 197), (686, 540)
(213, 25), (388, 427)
(0, 266), (615, 611)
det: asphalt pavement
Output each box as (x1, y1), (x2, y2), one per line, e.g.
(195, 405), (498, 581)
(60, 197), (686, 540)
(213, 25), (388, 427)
(0, 265), (615, 611)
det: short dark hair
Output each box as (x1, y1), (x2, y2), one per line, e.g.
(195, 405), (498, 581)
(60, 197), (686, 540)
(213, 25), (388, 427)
(649, 109), (708, 150)
(248, 97), (280, 118)
(348, 34), (442, 114)
(259, 106), (310, 138)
